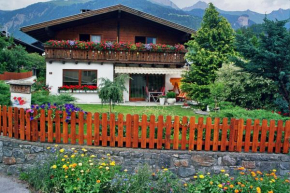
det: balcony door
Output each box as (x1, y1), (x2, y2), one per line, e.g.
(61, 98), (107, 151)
(129, 74), (165, 101)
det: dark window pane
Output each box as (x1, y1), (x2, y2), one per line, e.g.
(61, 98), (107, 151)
(148, 75), (165, 92)
(79, 34), (90, 41)
(63, 71), (79, 85)
(135, 36), (146, 44)
(81, 71), (97, 85)
(147, 37), (156, 44)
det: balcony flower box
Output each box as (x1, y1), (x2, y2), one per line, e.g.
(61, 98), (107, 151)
(58, 85), (98, 93)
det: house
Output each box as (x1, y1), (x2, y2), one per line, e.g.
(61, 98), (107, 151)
(21, 4), (195, 103)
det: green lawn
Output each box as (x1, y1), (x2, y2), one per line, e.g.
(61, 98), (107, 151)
(78, 104), (205, 118)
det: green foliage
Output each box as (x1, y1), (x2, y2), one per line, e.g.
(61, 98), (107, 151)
(210, 106), (288, 122)
(0, 81), (10, 106)
(110, 165), (183, 193)
(215, 64), (277, 109)
(97, 74), (130, 113)
(20, 147), (119, 193)
(209, 82), (229, 109)
(32, 90), (76, 105)
(181, 3), (235, 102)
(166, 91), (176, 98)
(235, 18), (290, 113)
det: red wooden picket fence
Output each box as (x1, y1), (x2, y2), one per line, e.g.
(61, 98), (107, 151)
(0, 71), (33, 80)
(0, 105), (290, 154)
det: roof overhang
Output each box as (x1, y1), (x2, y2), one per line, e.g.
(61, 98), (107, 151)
(115, 67), (186, 75)
(21, 4), (195, 42)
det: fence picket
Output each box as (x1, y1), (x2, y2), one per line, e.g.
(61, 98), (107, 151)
(141, 115), (147, 149)
(157, 115), (163, 149)
(94, 113), (100, 146)
(275, 120), (283, 153)
(259, 120), (268, 153)
(40, 109), (46, 142)
(220, 118), (228, 151)
(126, 114), (132, 148)
(78, 112), (84, 145)
(63, 111), (68, 144)
(228, 119), (236, 152)
(55, 111), (61, 143)
(47, 110), (53, 143)
(25, 112), (31, 141)
(70, 112), (76, 144)
(236, 119), (244, 152)
(102, 113), (108, 147)
(19, 108), (25, 140)
(283, 120), (290, 154)
(149, 115), (155, 149)
(268, 120), (276, 153)
(3, 106), (7, 136)
(118, 114), (124, 147)
(87, 112), (92, 146)
(197, 117), (204, 151)
(252, 120), (260, 153)
(0, 106), (2, 135)
(8, 107), (12, 138)
(213, 118), (220, 151)
(165, 116), (172, 149)
(110, 113), (116, 147)
(133, 115), (139, 148)
(188, 117), (195, 150)
(205, 117), (212, 151)
(14, 107), (19, 139)
(32, 110), (39, 142)
(181, 117), (188, 150)
(173, 116), (180, 150)
(244, 119), (252, 152)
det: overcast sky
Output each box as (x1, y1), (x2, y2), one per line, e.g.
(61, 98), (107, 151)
(0, 0), (289, 13)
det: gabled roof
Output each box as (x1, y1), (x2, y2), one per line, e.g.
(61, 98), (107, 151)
(21, 4), (195, 42)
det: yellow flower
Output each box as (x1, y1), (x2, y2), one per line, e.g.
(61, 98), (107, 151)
(51, 165), (57, 169)
(210, 181), (213, 185)
(218, 184), (223, 188)
(110, 161), (116, 166)
(62, 159), (65, 161)
(220, 170), (225, 173)
(71, 155), (75, 158)
(59, 149), (65, 153)
(207, 172), (210, 175)
(251, 171), (256, 177)
(81, 154), (84, 157)
(78, 163), (82, 166)
(101, 163), (106, 166)
(47, 147), (51, 150)
(256, 187), (261, 193)
(106, 167), (109, 170)
(82, 148), (87, 152)
(193, 176), (197, 179)
(230, 184), (234, 188)
(90, 155), (96, 158)
(124, 169), (128, 172)
(96, 180), (101, 183)
(272, 169), (276, 172)
(90, 163), (94, 166)
(71, 148), (75, 150)
(62, 165), (67, 169)
(64, 155), (68, 158)
(54, 145), (58, 147)
(65, 176), (68, 178)
(107, 154), (110, 156)
(238, 167), (245, 170)
(271, 179), (275, 182)
(225, 173), (229, 177)
(99, 166), (103, 169)
(184, 183), (187, 187)
(67, 162), (70, 164)
(199, 175), (204, 179)
(163, 168), (168, 171)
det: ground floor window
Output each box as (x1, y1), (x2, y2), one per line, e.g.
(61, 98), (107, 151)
(63, 70), (97, 86)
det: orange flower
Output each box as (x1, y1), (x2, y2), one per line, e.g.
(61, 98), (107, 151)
(96, 180), (101, 183)
(238, 167), (245, 171)
(234, 190), (239, 193)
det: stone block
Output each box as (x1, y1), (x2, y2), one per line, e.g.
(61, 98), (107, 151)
(12, 148), (25, 159)
(3, 157), (16, 165)
(279, 170), (290, 176)
(0, 141), (3, 147)
(173, 159), (189, 167)
(179, 154), (191, 159)
(280, 162), (290, 170)
(192, 155), (215, 167)
(26, 154), (37, 161)
(222, 155), (237, 166)
(178, 167), (195, 178)
(119, 151), (131, 158)
(31, 146), (44, 153)
(3, 148), (12, 157)
(159, 154), (171, 168)
(242, 161), (256, 169)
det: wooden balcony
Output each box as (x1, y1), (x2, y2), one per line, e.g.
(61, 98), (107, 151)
(45, 47), (186, 65)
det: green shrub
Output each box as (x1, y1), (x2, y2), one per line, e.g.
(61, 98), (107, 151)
(32, 90), (76, 105)
(210, 106), (289, 122)
(166, 91), (176, 98)
(0, 81), (10, 106)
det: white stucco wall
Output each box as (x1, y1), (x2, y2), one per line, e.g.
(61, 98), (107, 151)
(123, 78), (130, 102)
(46, 61), (114, 103)
(165, 74), (182, 93)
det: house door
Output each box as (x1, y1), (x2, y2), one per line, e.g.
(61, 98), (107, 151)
(129, 74), (165, 101)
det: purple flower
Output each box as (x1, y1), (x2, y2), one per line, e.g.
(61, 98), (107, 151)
(30, 117), (34, 121)
(145, 44), (152, 51)
(105, 42), (113, 49)
(69, 40), (75, 46)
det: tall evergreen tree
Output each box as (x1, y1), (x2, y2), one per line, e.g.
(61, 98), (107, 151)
(181, 3), (235, 102)
(235, 18), (290, 114)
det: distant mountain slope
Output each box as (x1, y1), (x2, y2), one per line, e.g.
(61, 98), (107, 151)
(149, 0), (179, 9)
(183, 1), (208, 11)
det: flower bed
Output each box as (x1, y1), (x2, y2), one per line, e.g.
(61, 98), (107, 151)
(20, 146), (290, 193)
(58, 85), (98, 93)
(44, 40), (186, 53)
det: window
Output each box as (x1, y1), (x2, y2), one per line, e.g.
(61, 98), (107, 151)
(147, 37), (156, 44)
(63, 70), (97, 86)
(135, 36), (157, 44)
(91, 35), (101, 43)
(79, 34), (90, 41)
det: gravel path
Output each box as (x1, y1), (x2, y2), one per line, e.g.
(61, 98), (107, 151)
(0, 174), (30, 193)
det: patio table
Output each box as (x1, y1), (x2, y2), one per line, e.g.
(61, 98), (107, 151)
(148, 92), (163, 102)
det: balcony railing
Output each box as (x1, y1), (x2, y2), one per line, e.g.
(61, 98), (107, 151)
(45, 48), (186, 64)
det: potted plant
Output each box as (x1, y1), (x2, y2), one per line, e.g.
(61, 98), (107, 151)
(157, 95), (166, 105)
(166, 91), (176, 105)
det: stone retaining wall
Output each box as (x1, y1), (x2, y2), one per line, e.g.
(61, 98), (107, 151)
(0, 136), (289, 179)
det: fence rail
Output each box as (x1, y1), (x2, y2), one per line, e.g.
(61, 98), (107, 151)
(0, 71), (33, 80)
(0, 105), (289, 154)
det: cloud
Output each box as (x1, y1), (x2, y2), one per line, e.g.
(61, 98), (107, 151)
(171, 0), (290, 13)
(0, 0), (50, 10)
